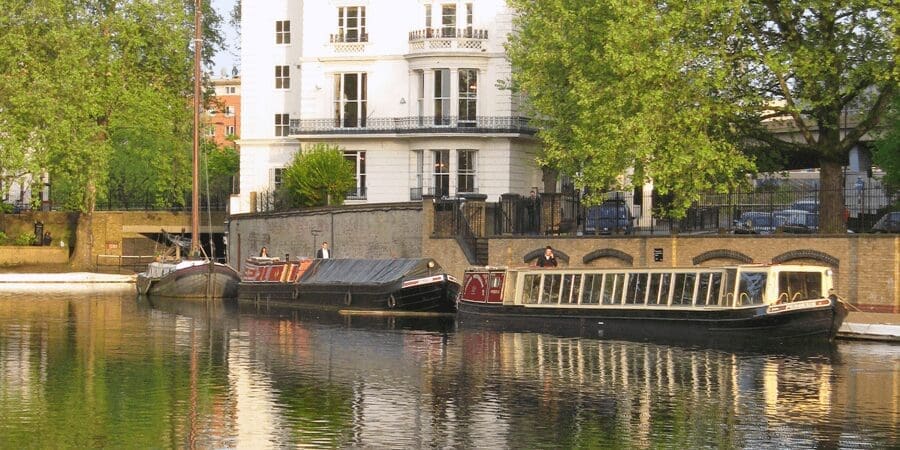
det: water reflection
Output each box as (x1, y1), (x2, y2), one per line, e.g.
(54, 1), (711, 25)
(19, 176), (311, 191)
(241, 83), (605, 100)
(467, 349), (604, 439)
(0, 293), (896, 448)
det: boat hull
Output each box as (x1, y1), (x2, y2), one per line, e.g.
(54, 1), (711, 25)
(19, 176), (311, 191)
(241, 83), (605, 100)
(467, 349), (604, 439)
(138, 262), (240, 299)
(457, 299), (848, 344)
(238, 275), (459, 313)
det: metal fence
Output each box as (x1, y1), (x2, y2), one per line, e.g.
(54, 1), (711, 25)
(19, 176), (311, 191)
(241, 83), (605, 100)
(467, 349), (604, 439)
(476, 185), (897, 237)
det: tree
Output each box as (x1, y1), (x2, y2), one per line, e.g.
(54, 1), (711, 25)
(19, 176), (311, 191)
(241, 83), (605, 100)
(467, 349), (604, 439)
(507, 1), (896, 231)
(873, 95), (900, 190)
(281, 144), (357, 208)
(202, 140), (239, 207)
(0, 0), (224, 267)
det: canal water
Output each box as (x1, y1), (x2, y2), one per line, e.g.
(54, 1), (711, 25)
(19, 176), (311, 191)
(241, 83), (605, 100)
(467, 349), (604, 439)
(0, 291), (896, 449)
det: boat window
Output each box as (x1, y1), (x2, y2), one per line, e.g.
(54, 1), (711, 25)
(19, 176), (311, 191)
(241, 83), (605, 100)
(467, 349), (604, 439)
(625, 273), (648, 305)
(777, 271), (822, 302)
(542, 274), (562, 304)
(697, 273), (711, 306)
(737, 271), (767, 305)
(522, 274), (541, 304)
(672, 273), (696, 305)
(582, 274), (601, 304)
(601, 274), (623, 305)
(707, 272), (723, 306)
(561, 274), (581, 304)
(647, 273), (671, 305)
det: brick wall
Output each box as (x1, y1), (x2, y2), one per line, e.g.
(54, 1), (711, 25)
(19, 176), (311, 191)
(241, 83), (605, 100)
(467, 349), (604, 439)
(0, 246), (69, 266)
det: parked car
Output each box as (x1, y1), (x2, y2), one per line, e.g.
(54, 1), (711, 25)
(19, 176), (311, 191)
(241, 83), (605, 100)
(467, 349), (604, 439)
(775, 209), (818, 234)
(733, 212), (778, 234)
(790, 199), (819, 214)
(585, 200), (634, 235)
(872, 211), (900, 233)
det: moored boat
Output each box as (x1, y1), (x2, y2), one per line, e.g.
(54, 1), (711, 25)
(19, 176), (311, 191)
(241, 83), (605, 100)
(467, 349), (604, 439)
(239, 257), (459, 313)
(458, 264), (848, 344)
(137, 259), (240, 299)
(134, 0), (240, 301)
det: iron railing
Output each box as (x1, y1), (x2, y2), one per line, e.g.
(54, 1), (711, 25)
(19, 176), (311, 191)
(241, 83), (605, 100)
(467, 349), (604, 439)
(408, 28), (488, 41)
(289, 116), (535, 135)
(481, 185), (897, 236)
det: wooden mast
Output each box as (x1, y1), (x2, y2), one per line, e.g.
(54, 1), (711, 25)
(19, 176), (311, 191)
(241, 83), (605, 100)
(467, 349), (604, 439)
(191, 0), (202, 258)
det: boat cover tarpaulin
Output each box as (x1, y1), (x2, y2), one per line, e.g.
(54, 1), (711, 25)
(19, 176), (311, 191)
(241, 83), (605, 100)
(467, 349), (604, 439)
(298, 258), (441, 294)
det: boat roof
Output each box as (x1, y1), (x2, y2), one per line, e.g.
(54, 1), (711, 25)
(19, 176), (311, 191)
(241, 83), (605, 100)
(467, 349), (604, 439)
(466, 263), (831, 272)
(299, 258), (442, 287)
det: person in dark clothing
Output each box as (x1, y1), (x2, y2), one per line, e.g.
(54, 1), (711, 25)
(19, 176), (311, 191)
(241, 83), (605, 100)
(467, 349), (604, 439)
(537, 245), (558, 267)
(525, 190), (540, 234)
(259, 247), (269, 257)
(43, 231), (52, 246)
(316, 241), (332, 259)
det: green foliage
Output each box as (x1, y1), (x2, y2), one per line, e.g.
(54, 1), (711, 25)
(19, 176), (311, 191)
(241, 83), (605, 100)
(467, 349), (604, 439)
(13, 232), (35, 246)
(202, 141), (239, 205)
(0, 0), (225, 213)
(281, 144), (357, 208)
(873, 95), (900, 190)
(0, 231), (7, 244)
(506, 0), (897, 224)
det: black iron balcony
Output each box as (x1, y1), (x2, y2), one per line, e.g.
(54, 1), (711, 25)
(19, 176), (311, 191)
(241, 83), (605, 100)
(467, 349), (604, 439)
(289, 116), (535, 135)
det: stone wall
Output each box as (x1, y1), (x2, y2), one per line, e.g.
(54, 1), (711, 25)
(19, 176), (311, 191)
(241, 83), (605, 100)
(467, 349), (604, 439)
(0, 246), (69, 266)
(228, 203), (423, 273)
(484, 235), (899, 313)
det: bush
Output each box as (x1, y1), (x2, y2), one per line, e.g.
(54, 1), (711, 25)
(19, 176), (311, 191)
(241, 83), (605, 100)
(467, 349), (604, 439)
(13, 232), (36, 246)
(0, 231), (7, 245)
(281, 143), (357, 208)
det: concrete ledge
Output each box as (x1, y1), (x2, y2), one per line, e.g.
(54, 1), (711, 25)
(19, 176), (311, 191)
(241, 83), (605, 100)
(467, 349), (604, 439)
(0, 246), (69, 266)
(838, 312), (900, 342)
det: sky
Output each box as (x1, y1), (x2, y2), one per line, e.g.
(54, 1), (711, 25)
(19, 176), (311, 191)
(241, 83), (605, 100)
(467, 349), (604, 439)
(211, 0), (239, 76)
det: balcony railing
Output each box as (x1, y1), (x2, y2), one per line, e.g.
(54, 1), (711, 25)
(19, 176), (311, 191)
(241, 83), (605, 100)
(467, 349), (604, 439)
(289, 116), (535, 135)
(330, 32), (369, 43)
(407, 28), (488, 52)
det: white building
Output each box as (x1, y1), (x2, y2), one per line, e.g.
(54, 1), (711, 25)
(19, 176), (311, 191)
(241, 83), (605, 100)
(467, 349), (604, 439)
(233, 0), (543, 214)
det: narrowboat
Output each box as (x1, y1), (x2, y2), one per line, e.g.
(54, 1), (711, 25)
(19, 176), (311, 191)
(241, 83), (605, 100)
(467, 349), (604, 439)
(458, 264), (849, 344)
(239, 257), (459, 313)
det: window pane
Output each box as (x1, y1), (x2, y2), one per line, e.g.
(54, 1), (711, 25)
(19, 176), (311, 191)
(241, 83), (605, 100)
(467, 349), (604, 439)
(777, 271), (821, 303)
(582, 274), (600, 304)
(522, 274), (540, 304)
(738, 272), (767, 305)
(672, 273), (696, 305)
(601, 274), (620, 305)
(542, 274), (561, 304)
(708, 273), (722, 306)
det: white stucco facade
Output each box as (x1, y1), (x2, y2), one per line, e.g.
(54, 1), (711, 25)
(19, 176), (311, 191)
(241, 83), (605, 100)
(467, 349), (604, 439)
(233, 0), (542, 214)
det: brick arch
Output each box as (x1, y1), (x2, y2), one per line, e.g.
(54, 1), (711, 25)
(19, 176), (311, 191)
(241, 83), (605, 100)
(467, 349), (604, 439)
(523, 248), (570, 264)
(582, 248), (634, 266)
(692, 249), (753, 265)
(772, 249), (839, 268)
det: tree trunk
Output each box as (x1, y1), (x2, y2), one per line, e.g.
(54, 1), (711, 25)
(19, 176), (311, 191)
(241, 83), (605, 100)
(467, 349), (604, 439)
(69, 212), (94, 270)
(819, 160), (846, 234)
(69, 181), (97, 270)
(542, 166), (558, 193)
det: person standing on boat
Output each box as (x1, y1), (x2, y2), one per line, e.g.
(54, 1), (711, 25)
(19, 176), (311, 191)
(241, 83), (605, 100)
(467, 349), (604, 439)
(316, 241), (332, 259)
(259, 247), (269, 257)
(537, 246), (557, 267)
